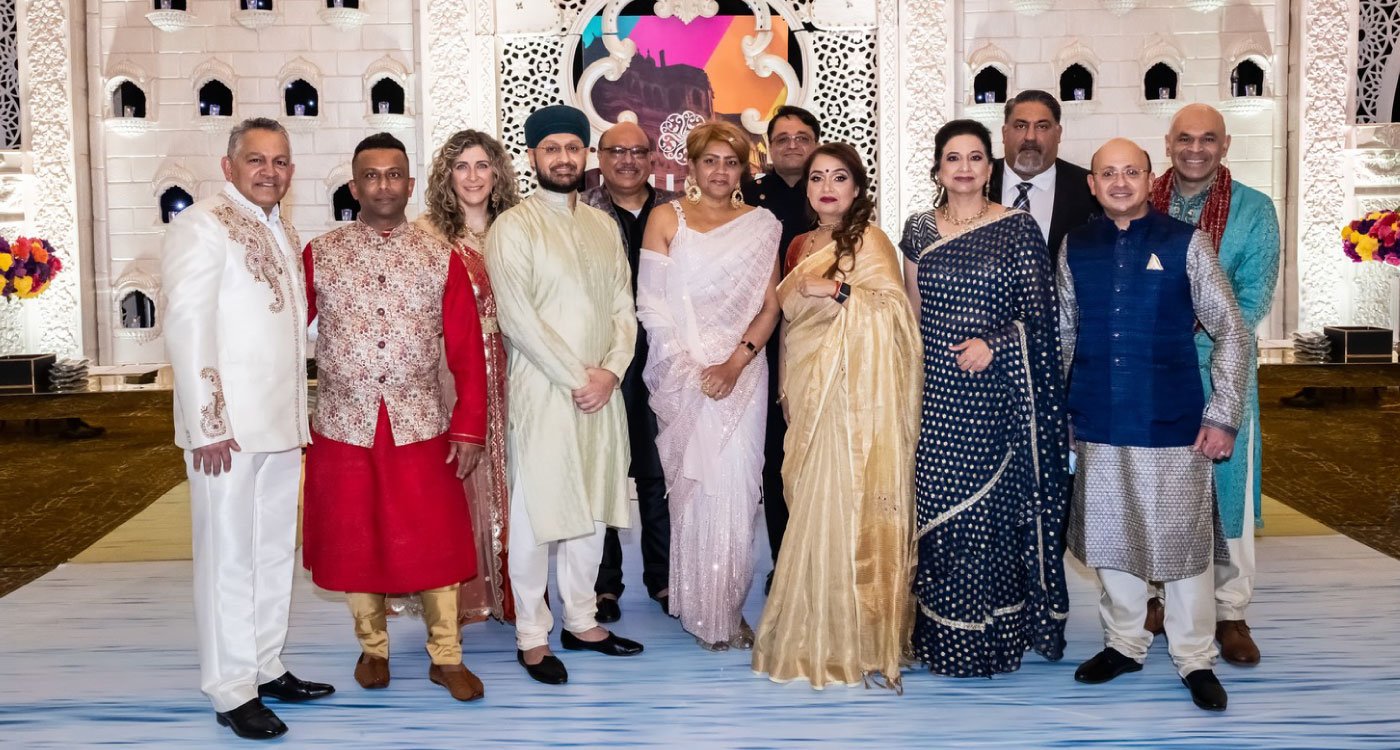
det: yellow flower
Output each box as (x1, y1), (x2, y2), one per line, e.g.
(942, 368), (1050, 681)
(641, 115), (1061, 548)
(13, 276), (33, 295)
(0, 252), (11, 272)
(1358, 235), (1380, 261)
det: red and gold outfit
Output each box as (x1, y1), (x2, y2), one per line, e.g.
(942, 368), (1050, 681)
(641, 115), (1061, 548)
(300, 220), (487, 616)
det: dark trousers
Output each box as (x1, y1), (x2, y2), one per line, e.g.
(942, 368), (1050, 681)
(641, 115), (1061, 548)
(761, 334), (788, 563)
(595, 475), (670, 599)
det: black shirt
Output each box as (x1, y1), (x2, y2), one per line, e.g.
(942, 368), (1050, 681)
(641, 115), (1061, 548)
(742, 169), (813, 264)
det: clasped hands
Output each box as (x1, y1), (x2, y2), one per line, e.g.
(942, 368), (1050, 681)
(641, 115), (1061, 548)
(572, 367), (618, 414)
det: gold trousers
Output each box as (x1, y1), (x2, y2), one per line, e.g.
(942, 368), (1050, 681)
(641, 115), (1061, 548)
(346, 585), (461, 665)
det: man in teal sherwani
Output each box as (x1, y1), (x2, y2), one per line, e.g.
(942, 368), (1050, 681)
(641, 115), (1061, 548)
(1149, 103), (1281, 667)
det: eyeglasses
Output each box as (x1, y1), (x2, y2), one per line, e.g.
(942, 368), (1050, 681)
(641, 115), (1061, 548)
(772, 134), (814, 148)
(1096, 167), (1147, 181)
(537, 143), (586, 157)
(600, 146), (651, 159)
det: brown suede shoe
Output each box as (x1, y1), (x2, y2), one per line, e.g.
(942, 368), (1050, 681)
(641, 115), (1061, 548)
(1216, 620), (1261, 666)
(354, 654), (390, 689)
(429, 663), (485, 702)
(1144, 597), (1165, 636)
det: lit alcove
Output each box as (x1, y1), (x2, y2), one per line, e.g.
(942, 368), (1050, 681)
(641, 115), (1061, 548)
(120, 291), (157, 329)
(160, 186), (195, 224)
(370, 78), (405, 115)
(1230, 59), (1265, 97)
(113, 81), (148, 118)
(151, 0), (186, 8)
(332, 184), (360, 223)
(199, 80), (233, 117)
(1059, 63), (1094, 102)
(239, 0), (272, 9)
(1144, 62), (1178, 101)
(284, 79), (319, 118)
(326, 0), (358, 7)
(972, 67), (1009, 105)
(232, 0), (277, 29)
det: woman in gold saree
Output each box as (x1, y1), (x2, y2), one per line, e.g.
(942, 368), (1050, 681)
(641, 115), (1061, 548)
(752, 143), (923, 690)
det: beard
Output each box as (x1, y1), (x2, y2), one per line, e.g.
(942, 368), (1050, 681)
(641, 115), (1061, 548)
(537, 167), (583, 194)
(1011, 147), (1047, 176)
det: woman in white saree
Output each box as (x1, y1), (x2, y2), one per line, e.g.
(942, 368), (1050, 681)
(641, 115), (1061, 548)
(637, 121), (782, 651)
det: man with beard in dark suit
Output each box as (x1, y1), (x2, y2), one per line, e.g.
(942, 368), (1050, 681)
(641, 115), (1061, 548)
(989, 90), (1100, 258)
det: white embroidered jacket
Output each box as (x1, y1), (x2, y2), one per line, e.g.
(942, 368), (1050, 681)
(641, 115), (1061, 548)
(161, 183), (310, 452)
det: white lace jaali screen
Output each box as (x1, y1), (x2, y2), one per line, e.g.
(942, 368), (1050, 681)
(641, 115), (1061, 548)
(1356, 0), (1400, 124)
(494, 2), (879, 200)
(0, 0), (19, 149)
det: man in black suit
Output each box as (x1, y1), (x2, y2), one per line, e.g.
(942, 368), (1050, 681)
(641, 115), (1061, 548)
(989, 89), (1099, 257)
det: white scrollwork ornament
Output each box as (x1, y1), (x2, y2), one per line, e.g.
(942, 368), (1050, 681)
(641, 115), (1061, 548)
(653, 0), (719, 24)
(658, 111), (706, 164)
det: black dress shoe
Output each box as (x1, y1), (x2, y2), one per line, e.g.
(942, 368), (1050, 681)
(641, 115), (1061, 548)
(516, 649), (568, 685)
(654, 595), (670, 616)
(215, 698), (287, 740)
(1182, 669), (1228, 711)
(595, 596), (621, 624)
(1074, 648), (1143, 684)
(561, 629), (644, 656)
(258, 671), (335, 702)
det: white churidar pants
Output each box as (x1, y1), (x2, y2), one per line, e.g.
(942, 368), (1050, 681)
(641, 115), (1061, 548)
(1098, 564), (1219, 677)
(1215, 433), (1257, 620)
(187, 448), (301, 712)
(507, 464), (605, 651)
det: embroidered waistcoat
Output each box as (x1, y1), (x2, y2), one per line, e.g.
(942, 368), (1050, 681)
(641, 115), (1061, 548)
(1066, 211), (1202, 448)
(311, 221), (452, 447)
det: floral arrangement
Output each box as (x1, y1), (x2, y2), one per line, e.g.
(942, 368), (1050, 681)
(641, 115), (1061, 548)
(1341, 209), (1400, 265)
(0, 236), (64, 300)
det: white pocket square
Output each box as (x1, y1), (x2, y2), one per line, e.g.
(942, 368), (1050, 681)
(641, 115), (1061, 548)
(1145, 253), (1164, 271)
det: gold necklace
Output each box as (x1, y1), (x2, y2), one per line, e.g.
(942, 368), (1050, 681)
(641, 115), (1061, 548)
(461, 224), (488, 248)
(939, 199), (989, 227)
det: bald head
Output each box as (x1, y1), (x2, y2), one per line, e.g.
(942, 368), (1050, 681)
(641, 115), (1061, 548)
(597, 120), (654, 202)
(1088, 138), (1155, 226)
(1165, 104), (1230, 196)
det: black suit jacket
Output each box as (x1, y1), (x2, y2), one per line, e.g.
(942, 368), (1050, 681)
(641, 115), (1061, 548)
(990, 158), (1100, 259)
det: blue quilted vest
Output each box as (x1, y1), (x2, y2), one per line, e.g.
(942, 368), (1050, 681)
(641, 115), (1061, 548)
(1065, 210), (1203, 448)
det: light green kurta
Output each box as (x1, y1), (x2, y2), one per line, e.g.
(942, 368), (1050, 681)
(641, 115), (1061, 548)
(485, 190), (637, 543)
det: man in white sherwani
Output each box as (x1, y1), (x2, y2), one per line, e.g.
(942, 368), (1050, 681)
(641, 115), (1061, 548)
(485, 105), (643, 685)
(162, 117), (333, 740)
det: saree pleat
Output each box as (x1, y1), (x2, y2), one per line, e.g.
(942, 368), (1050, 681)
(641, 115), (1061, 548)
(752, 228), (922, 689)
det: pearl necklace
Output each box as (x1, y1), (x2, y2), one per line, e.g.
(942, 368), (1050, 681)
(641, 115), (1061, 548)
(939, 199), (989, 227)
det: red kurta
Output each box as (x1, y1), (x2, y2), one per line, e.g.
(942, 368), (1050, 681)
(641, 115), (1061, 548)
(301, 229), (488, 593)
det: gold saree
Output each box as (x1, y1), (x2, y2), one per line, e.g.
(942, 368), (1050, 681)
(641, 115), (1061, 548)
(752, 227), (923, 690)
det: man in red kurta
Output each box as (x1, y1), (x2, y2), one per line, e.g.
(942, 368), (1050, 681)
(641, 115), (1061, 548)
(301, 133), (489, 702)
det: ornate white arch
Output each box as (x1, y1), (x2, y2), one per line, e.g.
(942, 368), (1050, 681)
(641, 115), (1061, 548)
(111, 265), (162, 343)
(102, 60), (157, 135)
(1139, 33), (1185, 116)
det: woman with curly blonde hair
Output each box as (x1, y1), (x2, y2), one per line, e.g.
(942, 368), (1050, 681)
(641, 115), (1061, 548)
(416, 129), (521, 624)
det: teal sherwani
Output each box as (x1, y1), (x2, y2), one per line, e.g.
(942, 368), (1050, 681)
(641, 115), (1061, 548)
(1167, 181), (1280, 538)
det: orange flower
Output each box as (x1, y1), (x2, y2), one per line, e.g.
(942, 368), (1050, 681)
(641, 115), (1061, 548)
(33, 246), (48, 263)
(11, 237), (29, 260)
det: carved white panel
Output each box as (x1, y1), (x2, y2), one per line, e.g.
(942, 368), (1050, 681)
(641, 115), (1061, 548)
(21, 0), (83, 357)
(1356, 0), (1399, 124)
(653, 0), (718, 23)
(152, 161), (198, 199)
(499, 34), (565, 195)
(897, 0), (952, 227)
(1296, 0), (1354, 329)
(424, 0), (478, 148)
(808, 30), (878, 196)
(875, 0), (900, 235)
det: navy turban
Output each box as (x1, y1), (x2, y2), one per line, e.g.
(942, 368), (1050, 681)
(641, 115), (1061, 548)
(524, 105), (591, 148)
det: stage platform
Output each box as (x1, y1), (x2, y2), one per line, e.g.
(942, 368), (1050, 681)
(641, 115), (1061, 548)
(3, 518), (1399, 748)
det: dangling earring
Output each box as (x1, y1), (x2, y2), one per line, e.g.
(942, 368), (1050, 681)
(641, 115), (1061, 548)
(684, 174), (701, 203)
(932, 176), (946, 207)
(982, 180), (991, 199)
(730, 186), (744, 209)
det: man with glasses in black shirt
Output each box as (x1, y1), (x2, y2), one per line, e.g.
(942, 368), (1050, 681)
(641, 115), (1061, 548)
(741, 105), (821, 592)
(582, 121), (679, 621)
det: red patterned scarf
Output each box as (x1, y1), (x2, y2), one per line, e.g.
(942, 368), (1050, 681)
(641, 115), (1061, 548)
(1150, 165), (1232, 254)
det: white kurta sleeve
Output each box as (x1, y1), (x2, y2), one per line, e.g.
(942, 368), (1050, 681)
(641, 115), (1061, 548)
(161, 209), (232, 448)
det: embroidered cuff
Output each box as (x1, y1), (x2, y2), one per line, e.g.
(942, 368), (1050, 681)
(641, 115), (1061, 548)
(449, 432), (486, 446)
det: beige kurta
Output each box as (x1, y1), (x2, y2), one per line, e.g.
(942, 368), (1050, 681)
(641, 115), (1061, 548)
(484, 190), (637, 543)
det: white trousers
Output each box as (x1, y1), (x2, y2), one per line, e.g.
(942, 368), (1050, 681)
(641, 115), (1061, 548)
(1216, 465), (1257, 621)
(1098, 565), (1218, 677)
(508, 475), (605, 651)
(187, 448), (301, 712)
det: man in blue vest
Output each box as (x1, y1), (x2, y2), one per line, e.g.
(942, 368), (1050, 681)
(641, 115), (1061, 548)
(1058, 138), (1250, 712)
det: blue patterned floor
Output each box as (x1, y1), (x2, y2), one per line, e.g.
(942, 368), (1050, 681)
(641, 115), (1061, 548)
(2, 523), (1399, 749)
